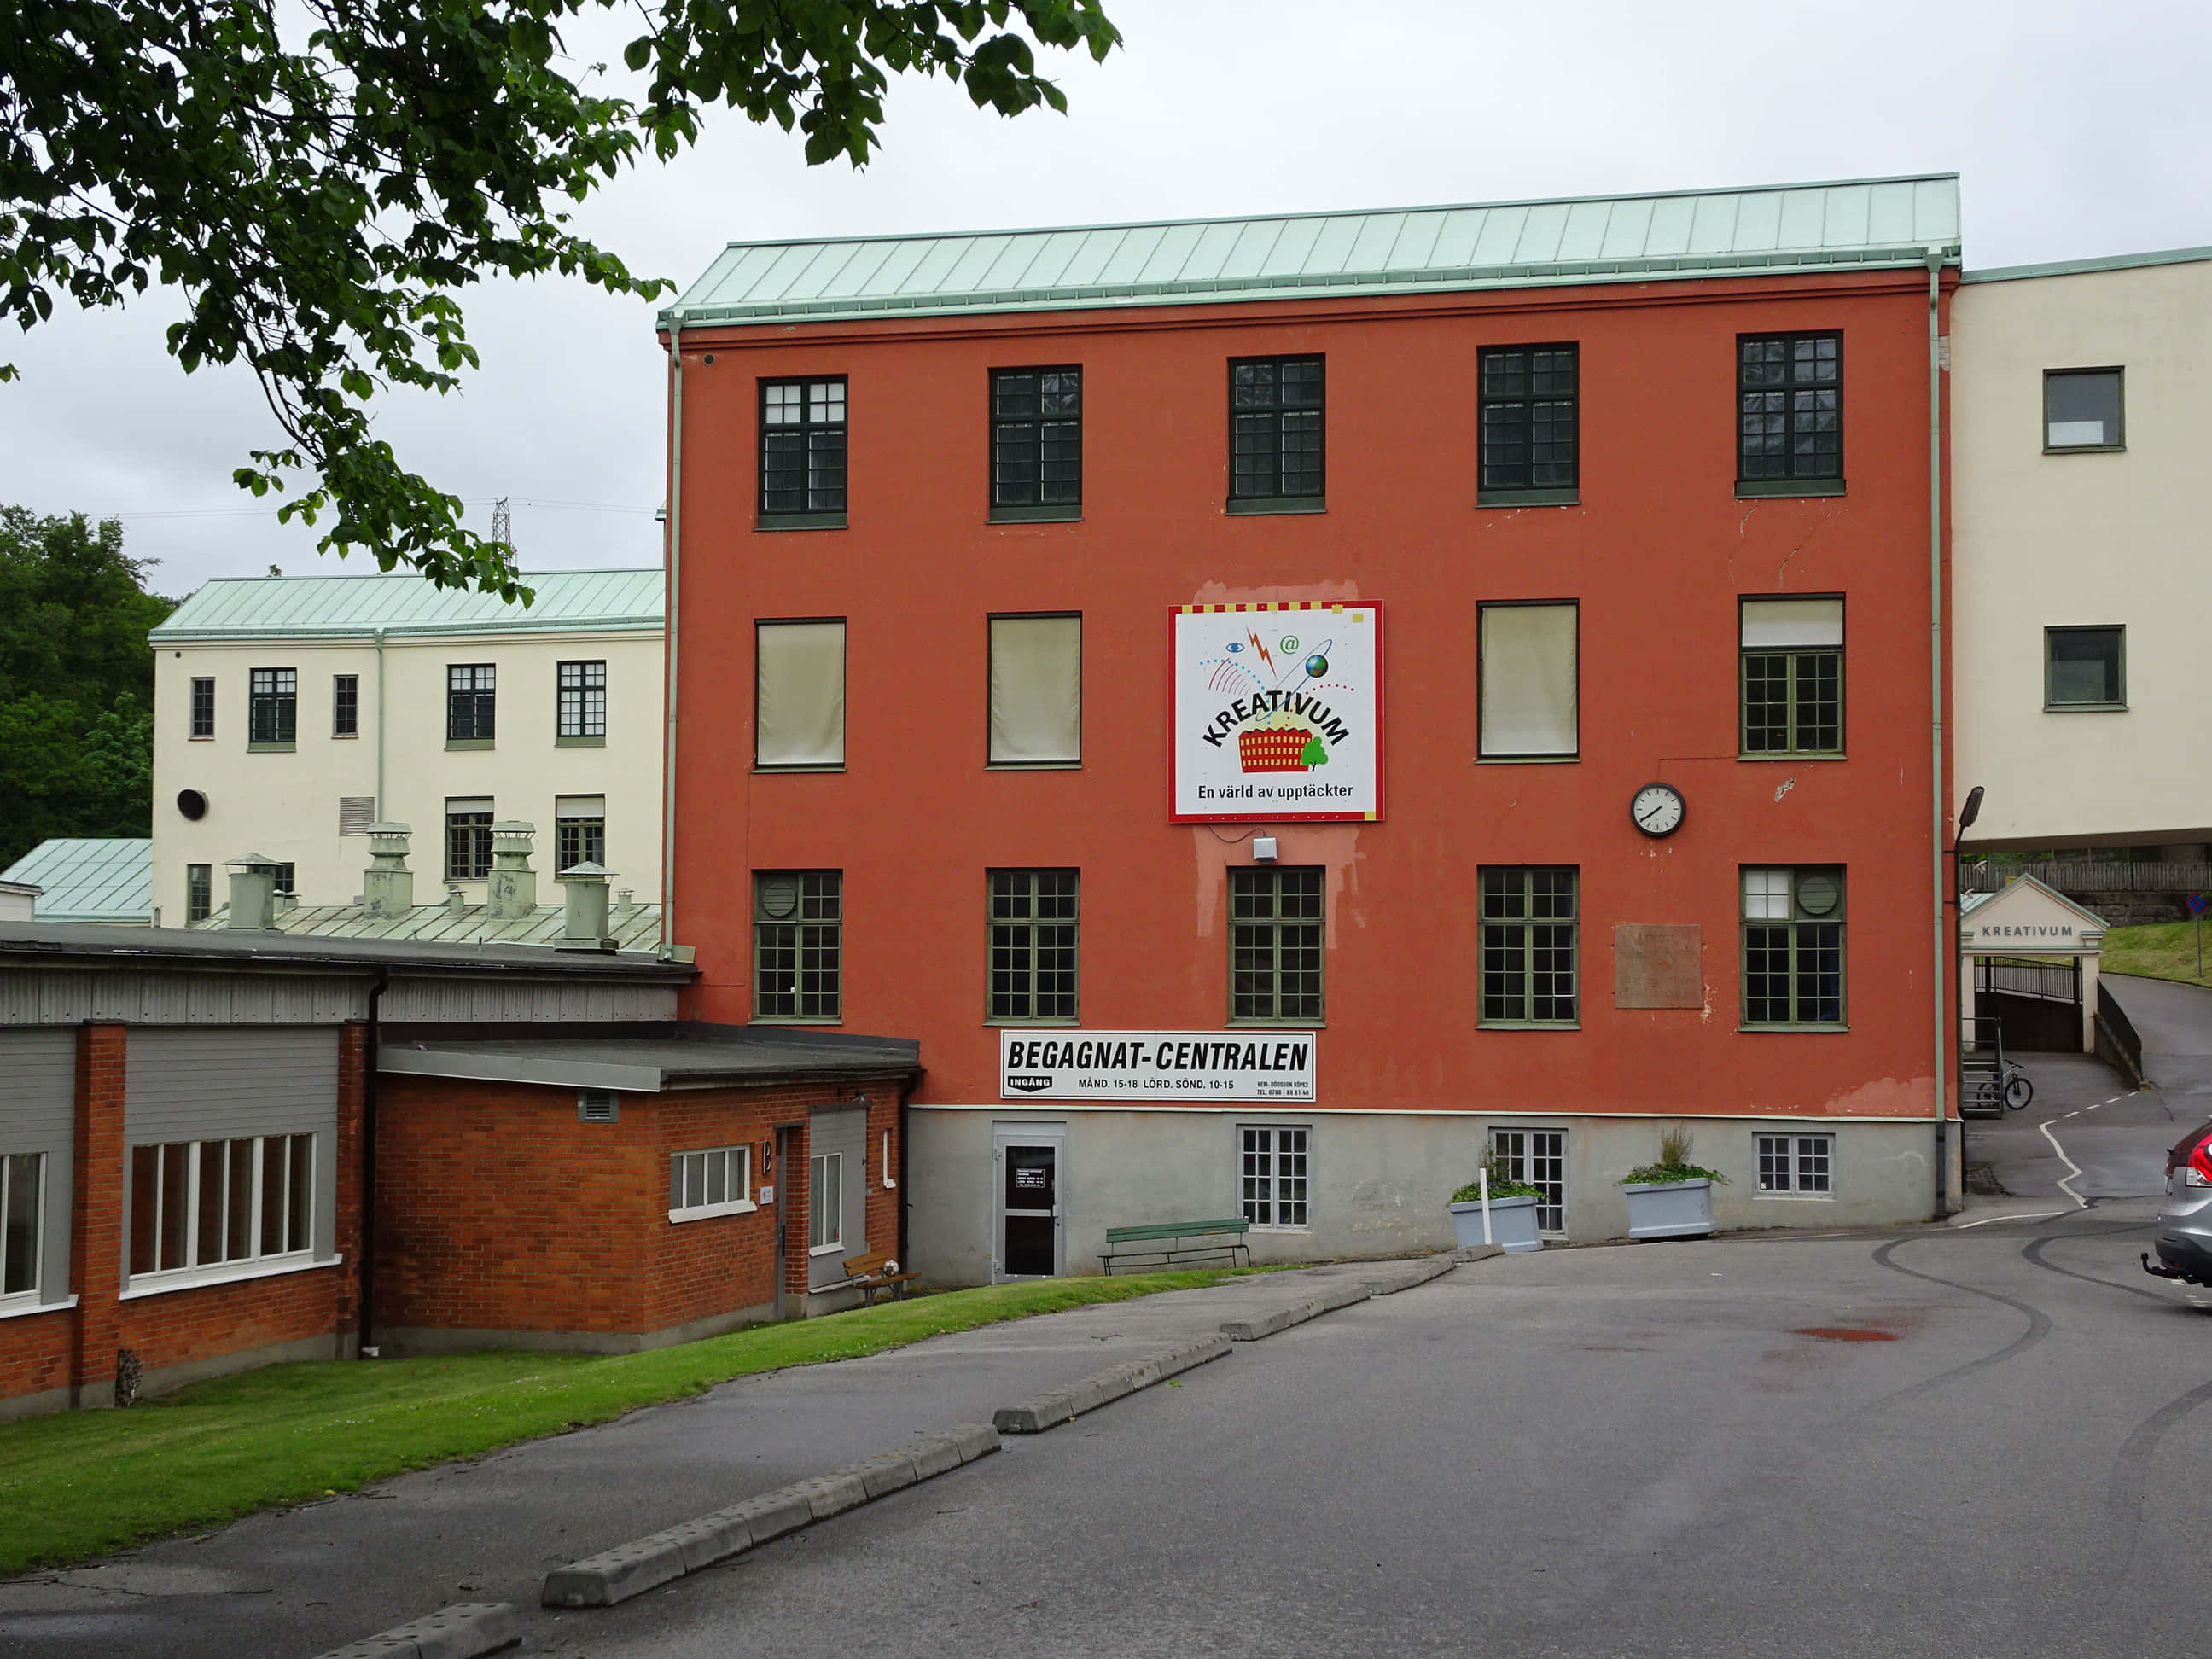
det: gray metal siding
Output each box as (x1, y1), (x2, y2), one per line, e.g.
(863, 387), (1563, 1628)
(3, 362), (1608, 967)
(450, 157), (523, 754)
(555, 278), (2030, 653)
(125, 1028), (340, 1142)
(0, 1030), (76, 1306)
(378, 976), (679, 1023)
(0, 969), (366, 1026)
(807, 1106), (866, 1289)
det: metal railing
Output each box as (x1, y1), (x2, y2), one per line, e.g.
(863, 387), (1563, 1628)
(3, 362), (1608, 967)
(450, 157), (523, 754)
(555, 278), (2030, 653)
(2096, 981), (2148, 1089)
(1974, 957), (2080, 1004)
(1962, 859), (2212, 895)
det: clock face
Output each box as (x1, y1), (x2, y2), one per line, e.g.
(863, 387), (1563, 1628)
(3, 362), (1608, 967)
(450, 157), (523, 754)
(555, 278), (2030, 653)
(1631, 783), (1685, 837)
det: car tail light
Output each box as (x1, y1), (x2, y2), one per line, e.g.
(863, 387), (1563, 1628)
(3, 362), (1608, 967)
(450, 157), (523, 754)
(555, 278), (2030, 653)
(2187, 1140), (2212, 1188)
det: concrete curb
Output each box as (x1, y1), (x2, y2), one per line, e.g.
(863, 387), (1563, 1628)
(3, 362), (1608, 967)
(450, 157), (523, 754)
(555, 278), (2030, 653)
(541, 1423), (998, 1609)
(311, 1600), (520, 1659)
(1220, 1278), (1373, 1341)
(1359, 1254), (1464, 1295)
(1453, 1243), (1506, 1263)
(992, 1336), (1231, 1433)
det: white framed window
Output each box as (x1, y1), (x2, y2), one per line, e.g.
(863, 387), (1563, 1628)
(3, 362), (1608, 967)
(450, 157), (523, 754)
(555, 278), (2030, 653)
(809, 1151), (846, 1253)
(1240, 1125), (1309, 1228)
(1491, 1127), (1567, 1232)
(1, 1153), (44, 1303)
(1756, 1132), (1833, 1195)
(668, 1144), (754, 1221)
(127, 1134), (314, 1285)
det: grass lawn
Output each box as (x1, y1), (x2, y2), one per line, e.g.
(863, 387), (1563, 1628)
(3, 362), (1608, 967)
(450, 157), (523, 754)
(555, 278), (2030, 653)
(2104, 922), (2212, 991)
(0, 1268), (1261, 1575)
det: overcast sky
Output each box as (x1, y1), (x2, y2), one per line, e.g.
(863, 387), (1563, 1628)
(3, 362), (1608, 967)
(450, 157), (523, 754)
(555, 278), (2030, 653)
(6, 0), (2207, 598)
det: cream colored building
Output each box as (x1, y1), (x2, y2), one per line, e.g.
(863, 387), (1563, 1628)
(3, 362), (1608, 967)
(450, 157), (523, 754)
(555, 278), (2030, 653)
(1953, 247), (2212, 851)
(149, 568), (664, 920)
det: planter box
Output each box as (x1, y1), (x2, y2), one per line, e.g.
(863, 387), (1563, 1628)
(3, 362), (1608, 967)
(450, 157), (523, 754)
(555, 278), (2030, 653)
(1622, 1177), (1716, 1240)
(1449, 1194), (1543, 1254)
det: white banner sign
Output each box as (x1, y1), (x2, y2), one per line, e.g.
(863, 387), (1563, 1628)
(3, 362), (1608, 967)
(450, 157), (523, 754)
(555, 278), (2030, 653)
(1000, 1030), (1317, 1102)
(1171, 602), (1383, 823)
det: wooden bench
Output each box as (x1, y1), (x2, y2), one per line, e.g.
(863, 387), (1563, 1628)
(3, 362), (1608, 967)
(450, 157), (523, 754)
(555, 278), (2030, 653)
(843, 1250), (920, 1304)
(1100, 1217), (1251, 1275)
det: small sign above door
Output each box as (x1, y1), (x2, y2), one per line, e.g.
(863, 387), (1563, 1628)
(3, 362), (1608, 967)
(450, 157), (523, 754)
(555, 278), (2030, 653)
(1000, 1030), (1316, 1102)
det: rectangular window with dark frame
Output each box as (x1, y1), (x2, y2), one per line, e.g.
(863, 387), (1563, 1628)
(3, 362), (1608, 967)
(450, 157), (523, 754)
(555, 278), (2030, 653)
(189, 677), (215, 738)
(185, 864), (212, 924)
(1742, 866), (1846, 1028)
(988, 870), (1079, 1022)
(1757, 1132), (1833, 1194)
(248, 668), (296, 744)
(754, 870), (841, 1020)
(1738, 332), (1842, 490)
(1479, 344), (1579, 501)
(1741, 597), (1843, 755)
(2046, 368), (2123, 451)
(332, 674), (358, 737)
(2045, 625), (2125, 709)
(1230, 866), (1324, 1023)
(556, 795), (606, 873)
(446, 664), (495, 742)
(1229, 357), (1324, 509)
(558, 660), (607, 741)
(1480, 867), (1579, 1026)
(991, 368), (1081, 518)
(445, 798), (493, 882)
(760, 378), (848, 522)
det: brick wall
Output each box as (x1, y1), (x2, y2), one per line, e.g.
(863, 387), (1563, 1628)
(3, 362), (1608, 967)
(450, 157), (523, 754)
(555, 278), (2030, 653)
(375, 1074), (907, 1342)
(67, 1023), (125, 1400)
(0, 1307), (75, 1405)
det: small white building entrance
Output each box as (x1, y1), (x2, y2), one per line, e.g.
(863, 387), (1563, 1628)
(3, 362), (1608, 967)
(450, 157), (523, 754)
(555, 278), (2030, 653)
(1958, 875), (2110, 1060)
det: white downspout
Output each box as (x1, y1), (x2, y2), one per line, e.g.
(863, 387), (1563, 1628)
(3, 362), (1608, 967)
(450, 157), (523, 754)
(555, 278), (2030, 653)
(1927, 247), (1950, 1220)
(374, 627), (387, 818)
(660, 323), (683, 958)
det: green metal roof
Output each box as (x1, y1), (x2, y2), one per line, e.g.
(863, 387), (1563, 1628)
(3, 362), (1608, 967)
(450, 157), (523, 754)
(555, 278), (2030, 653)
(1962, 245), (2212, 284)
(190, 897), (663, 952)
(665, 174), (1960, 329)
(0, 839), (153, 923)
(150, 567), (663, 643)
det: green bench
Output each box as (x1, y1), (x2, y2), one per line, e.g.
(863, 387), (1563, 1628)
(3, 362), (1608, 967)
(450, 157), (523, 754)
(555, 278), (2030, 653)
(1100, 1217), (1251, 1274)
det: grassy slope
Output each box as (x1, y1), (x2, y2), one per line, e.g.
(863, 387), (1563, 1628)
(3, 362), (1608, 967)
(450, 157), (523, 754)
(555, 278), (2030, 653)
(0, 1269), (1252, 1575)
(2103, 922), (2212, 991)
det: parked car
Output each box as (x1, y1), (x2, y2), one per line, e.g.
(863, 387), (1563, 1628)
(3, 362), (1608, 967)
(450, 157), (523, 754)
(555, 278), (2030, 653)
(2144, 1121), (2212, 1284)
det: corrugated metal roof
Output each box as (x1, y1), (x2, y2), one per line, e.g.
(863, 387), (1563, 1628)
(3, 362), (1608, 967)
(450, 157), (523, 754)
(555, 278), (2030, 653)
(1963, 244), (2212, 284)
(189, 897), (664, 952)
(666, 174), (1961, 329)
(0, 839), (153, 923)
(150, 567), (663, 643)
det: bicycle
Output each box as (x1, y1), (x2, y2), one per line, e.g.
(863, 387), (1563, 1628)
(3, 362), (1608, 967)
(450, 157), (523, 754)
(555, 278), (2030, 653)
(1977, 1062), (2034, 1114)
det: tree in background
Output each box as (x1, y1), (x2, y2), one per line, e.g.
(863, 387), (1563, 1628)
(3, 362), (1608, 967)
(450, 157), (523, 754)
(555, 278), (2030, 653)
(0, 507), (175, 869)
(1, 1), (1121, 601)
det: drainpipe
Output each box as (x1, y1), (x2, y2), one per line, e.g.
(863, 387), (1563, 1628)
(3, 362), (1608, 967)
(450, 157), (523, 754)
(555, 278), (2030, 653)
(1927, 247), (1951, 1221)
(660, 323), (683, 958)
(357, 966), (388, 1358)
(373, 627), (387, 818)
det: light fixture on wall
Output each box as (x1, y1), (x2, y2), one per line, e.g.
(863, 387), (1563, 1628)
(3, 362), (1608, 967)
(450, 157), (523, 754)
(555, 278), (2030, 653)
(1252, 836), (1278, 863)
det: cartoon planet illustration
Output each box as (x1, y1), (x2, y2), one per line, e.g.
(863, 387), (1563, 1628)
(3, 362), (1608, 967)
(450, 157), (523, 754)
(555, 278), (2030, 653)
(1303, 653), (1329, 678)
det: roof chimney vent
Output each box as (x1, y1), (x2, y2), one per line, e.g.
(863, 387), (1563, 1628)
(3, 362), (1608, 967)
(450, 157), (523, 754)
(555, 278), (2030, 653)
(224, 853), (282, 931)
(486, 821), (538, 921)
(363, 822), (413, 918)
(556, 861), (616, 952)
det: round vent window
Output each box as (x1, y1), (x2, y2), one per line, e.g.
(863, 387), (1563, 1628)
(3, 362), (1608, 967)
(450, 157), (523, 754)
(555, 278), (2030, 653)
(176, 789), (208, 822)
(1796, 873), (1841, 917)
(758, 874), (801, 919)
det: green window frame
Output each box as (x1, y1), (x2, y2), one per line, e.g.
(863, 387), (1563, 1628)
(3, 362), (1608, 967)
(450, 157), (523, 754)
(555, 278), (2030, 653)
(990, 367), (1081, 520)
(1741, 866), (1846, 1028)
(754, 870), (841, 1021)
(1478, 343), (1579, 504)
(1738, 331), (1843, 495)
(1228, 356), (1324, 511)
(1740, 597), (1844, 756)
(247, 667), (296, 746)
(1230, 867), (1324, 1024)
(759, 378), (848, 527)
(1479, 867), (1579, 1026)
(2044, 625), (2126, 710)
(988, 870), (1079, 1023)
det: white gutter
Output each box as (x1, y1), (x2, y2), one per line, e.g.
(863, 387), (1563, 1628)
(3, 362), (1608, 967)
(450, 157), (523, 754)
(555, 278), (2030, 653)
(1926, 247), (1950, 1220)
(660, 323), (683, 958)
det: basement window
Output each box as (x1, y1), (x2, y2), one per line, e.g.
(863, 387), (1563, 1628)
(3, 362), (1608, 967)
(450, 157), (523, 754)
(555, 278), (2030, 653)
(1756, 1132), (1833, 1194)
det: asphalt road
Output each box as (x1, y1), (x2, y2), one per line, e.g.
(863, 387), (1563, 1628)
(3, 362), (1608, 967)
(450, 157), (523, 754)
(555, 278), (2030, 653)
(534, 1208), (2212, 1659)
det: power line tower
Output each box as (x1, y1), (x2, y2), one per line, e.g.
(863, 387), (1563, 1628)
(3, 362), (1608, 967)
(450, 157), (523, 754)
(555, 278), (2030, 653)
(490, 497), (512, 552)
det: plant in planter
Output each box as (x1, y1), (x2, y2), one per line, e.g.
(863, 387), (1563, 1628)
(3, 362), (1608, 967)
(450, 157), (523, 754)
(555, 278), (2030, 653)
(1618, 1126), (1729, 1240)
(1448, 1154), (1548, 1254)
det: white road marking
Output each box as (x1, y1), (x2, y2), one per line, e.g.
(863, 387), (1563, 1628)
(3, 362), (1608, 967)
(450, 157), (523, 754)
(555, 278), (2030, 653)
(2039, 1117), (2090, 1209)
(1955, 1208), (2069, 1229)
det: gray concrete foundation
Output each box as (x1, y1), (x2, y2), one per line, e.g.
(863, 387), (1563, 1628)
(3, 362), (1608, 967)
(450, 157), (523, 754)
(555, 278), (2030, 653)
(908, 1106), (1941, 1286)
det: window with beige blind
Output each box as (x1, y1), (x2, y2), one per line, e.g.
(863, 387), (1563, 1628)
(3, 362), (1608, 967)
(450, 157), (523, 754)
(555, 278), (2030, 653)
(755, 620), (846, 770)
(988, 614), (1081, 766)
(1478, 602), (1578, 759)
